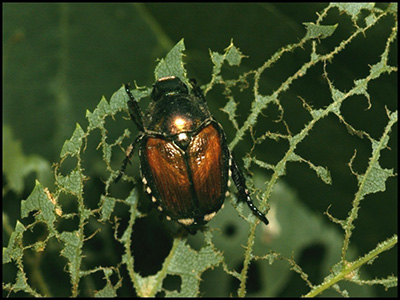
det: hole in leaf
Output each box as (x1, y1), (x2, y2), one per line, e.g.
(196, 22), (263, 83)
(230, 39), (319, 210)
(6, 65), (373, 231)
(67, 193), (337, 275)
(229, 260), (262, 295)
(279, 243), (326, 297)
(23, 222), (48, 246)
(131, 216), (173, 276)
(162, 274), (182, 294)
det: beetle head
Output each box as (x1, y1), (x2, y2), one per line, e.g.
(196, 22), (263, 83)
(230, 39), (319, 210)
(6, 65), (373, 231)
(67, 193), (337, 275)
(151, 76), (189, 101)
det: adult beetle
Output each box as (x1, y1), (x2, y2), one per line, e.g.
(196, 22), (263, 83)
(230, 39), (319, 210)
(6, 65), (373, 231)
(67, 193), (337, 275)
(116, 76), (268, 232)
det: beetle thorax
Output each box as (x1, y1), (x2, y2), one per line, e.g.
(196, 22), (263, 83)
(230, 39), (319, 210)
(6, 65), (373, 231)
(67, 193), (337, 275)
(146, 96), (210, 137)
(169, 115), (193, 135)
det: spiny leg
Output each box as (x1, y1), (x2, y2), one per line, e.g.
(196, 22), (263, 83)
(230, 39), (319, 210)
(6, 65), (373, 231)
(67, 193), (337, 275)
(125, 83), (145, 131)
(114, 135), (142, 183)
(115, 84), (145, 183)
(230, 154), (269, 225)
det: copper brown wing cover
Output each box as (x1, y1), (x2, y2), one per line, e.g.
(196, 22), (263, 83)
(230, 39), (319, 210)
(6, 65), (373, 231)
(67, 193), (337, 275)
(144, 124), (227, 220)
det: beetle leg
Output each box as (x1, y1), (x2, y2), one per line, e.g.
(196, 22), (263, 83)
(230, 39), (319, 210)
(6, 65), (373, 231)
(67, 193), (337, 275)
(115, 134), (143, 182)
(230, 155), (269, 226)
(125, 83), (145, 131)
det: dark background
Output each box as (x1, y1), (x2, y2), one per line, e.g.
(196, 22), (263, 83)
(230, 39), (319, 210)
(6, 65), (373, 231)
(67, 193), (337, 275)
(3, 3), (397, 297)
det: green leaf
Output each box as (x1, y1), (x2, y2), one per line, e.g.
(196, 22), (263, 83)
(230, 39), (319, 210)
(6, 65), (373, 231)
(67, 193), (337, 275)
(2, 221), (26, 264)
(225, 43), (244, 66)
(109, 86), (131, 113)
(287, 152), (332, 184)
(94, 282), (117, 297)
(87, 97), (112, 130)
(331, 3), (375, 21)
(210, 51), (225, 70)
(99, 195), (116, 222)
(56, 170), (84, 196)
(21, 181), (57, 233)
(165, 240), (223, 297)
(357, 111), (397, 199)
(60, 123), (85, 158)
(303, 22), (338, 40)
(154, 38), (187, 81)
(208, 40), (245, 87)
(60, 230), (83, 294)
(12, 269), (41, 296)
(94, 269), (120, 297)
(221, 97), (239, 130)
(135, 274), (160, 297)
(357, 163), (394, 198)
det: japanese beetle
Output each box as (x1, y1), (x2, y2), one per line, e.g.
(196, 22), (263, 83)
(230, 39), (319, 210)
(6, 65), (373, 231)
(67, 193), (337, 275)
(116, 76), (268, 232)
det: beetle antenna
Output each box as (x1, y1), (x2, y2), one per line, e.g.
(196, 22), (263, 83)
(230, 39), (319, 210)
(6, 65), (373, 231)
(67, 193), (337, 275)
(230, 155), (269, 225)
(189, 78), (206, 102)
